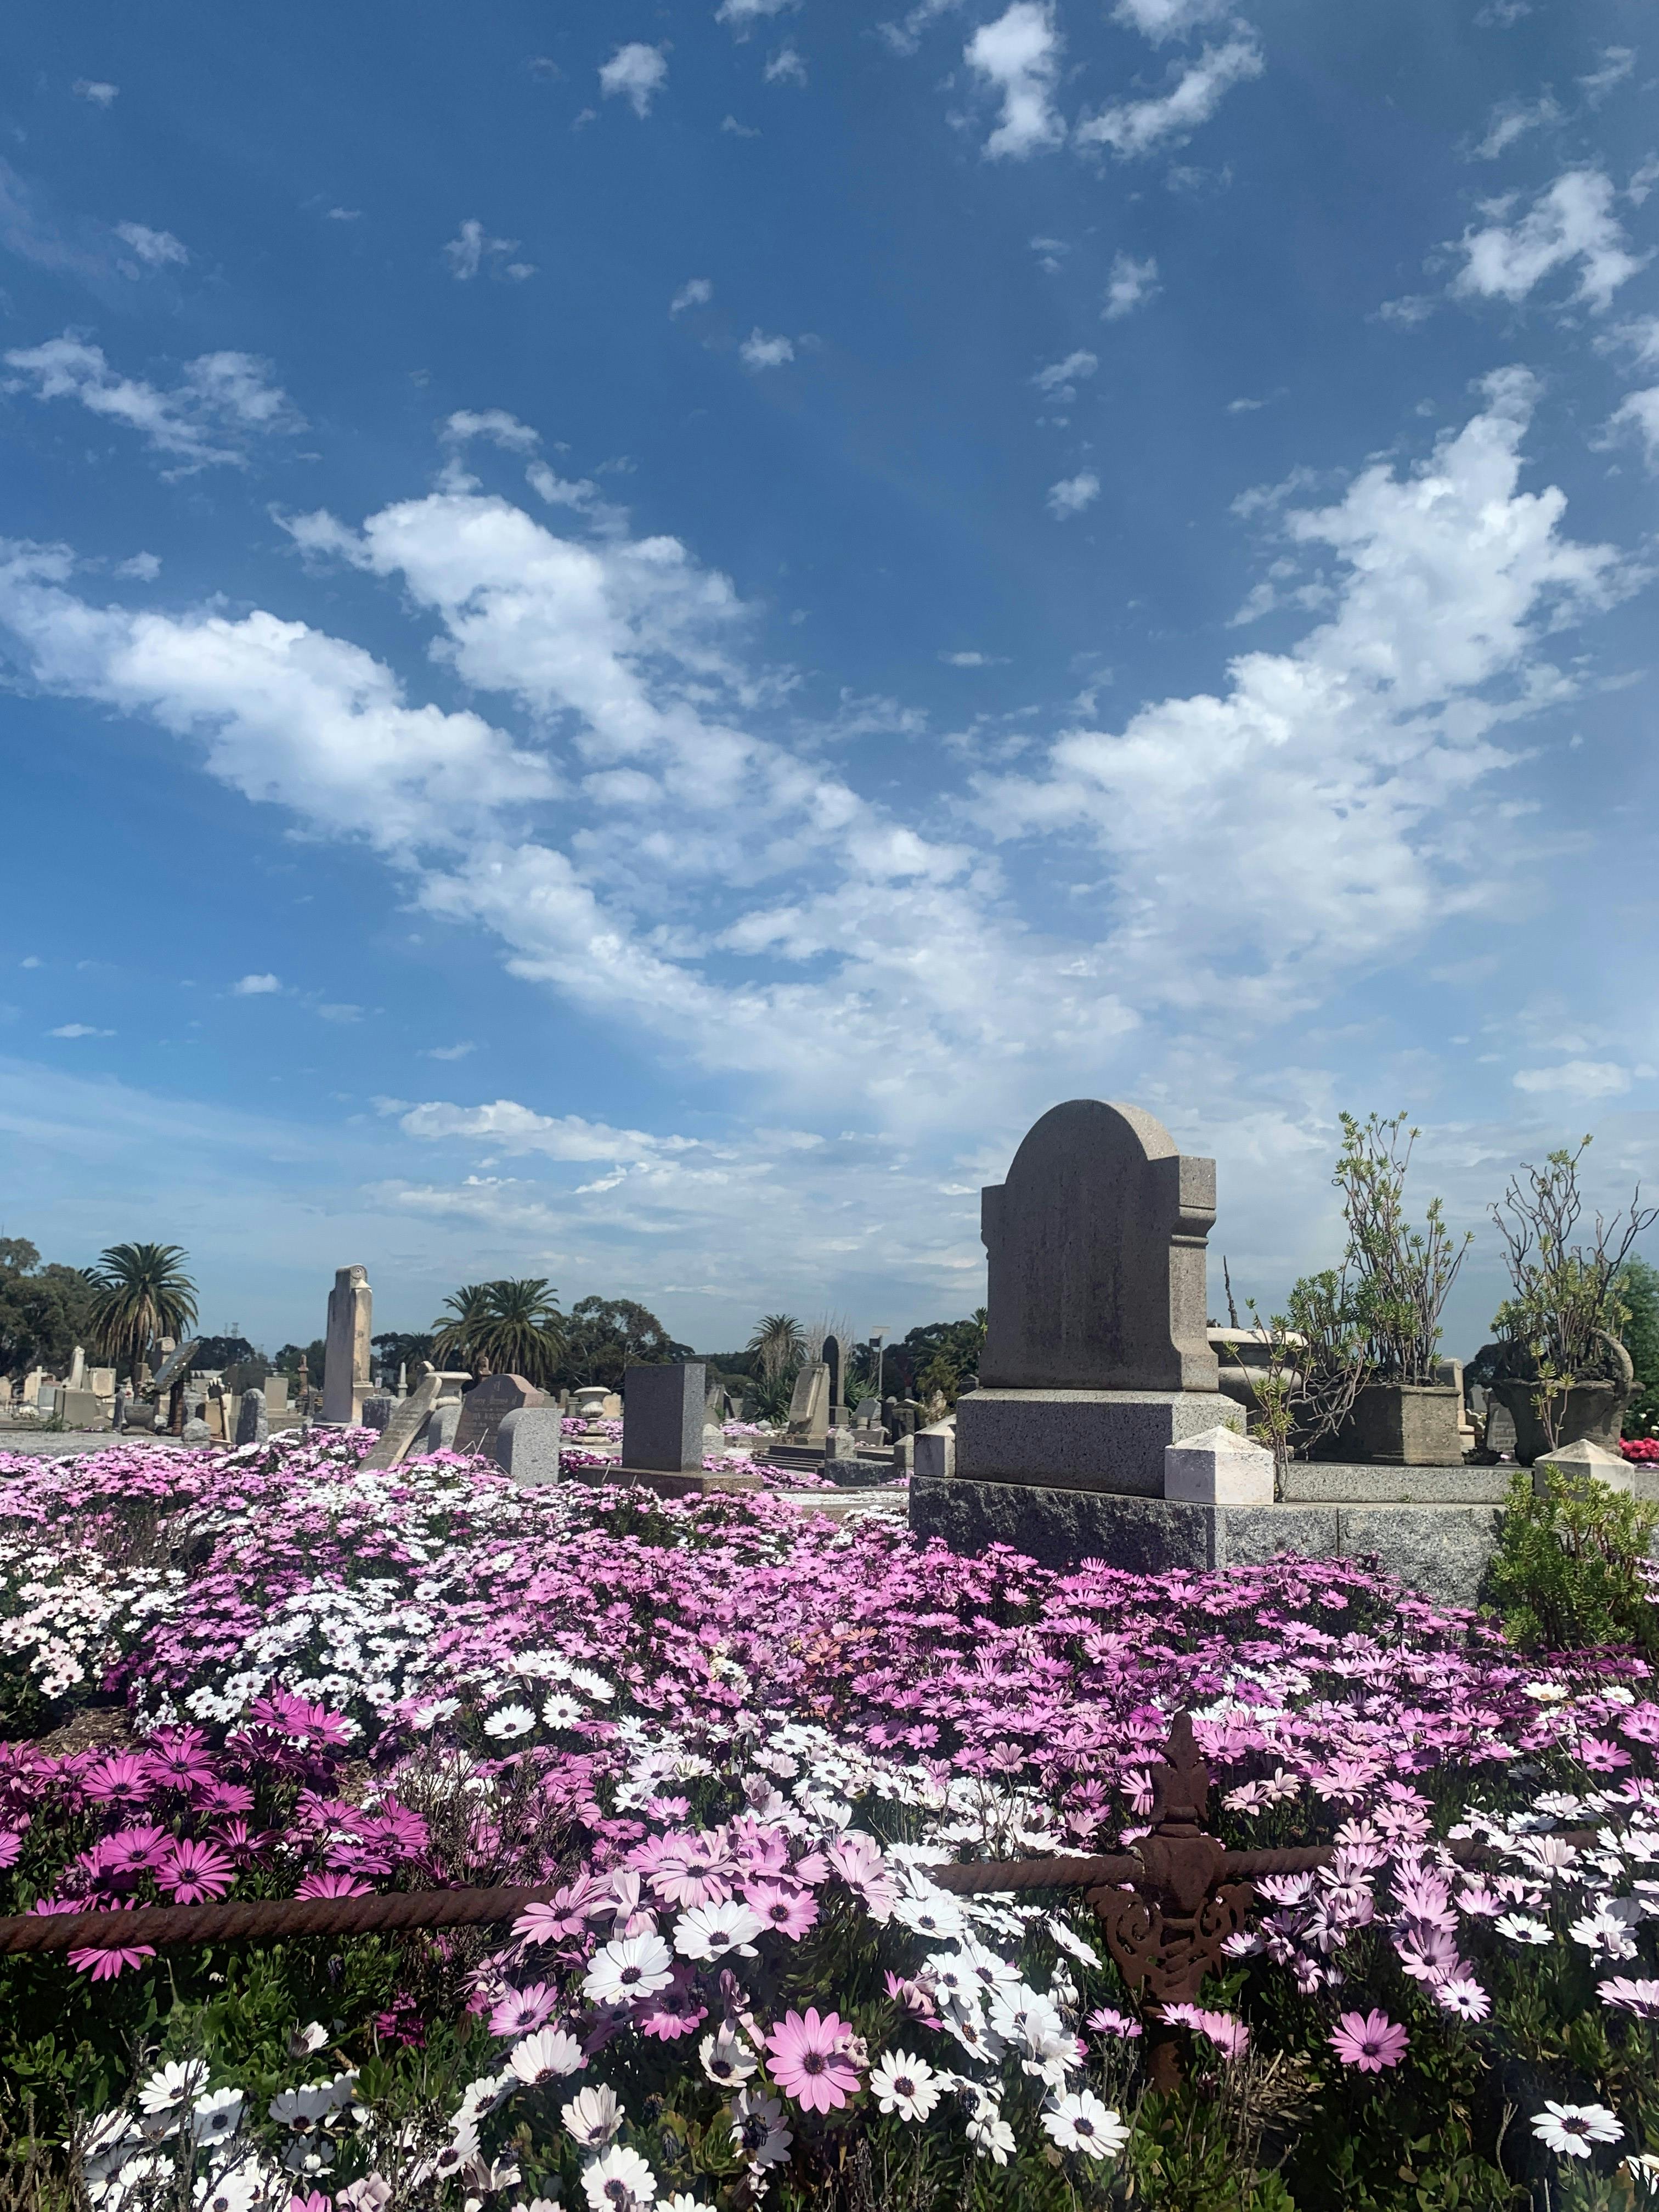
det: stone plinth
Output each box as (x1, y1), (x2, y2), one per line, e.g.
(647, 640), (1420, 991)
(1164, 1426), (1274, 1504)
(1533, 1438), (1633, 1496)
(956, 1387), (1243, 1497)
(622, 1361), (706, 1474)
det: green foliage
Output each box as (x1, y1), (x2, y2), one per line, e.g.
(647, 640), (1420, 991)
(558, 1296), (692, 1392)
(748, 1313), (807, 1385)
(430, 1279), (569, 1387)
(372, 1329), (436, 1383)
(1618, 1258), (1659, 1440)
(272, 1339), (325, 1384)
(84, 1243), (199, 1375)
(1336, 1112), (1470, 1384)
(0, 1242), (99, 1383)
(1484, 1469), (1659, 1655)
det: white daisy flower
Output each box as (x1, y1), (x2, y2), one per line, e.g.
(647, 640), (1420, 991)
(673, 1900), (765, 1962)
(562, 2084), (624, 2148)
(699, 2029), (757, 2087)
(582, 1932), (675, 2007)
(869, 2050), (940, 2121)
(1495, 1912), (1553, 1945)
(581, 2142), (658, 2210)
(1041, 2090), (1130, 2160)
(1531, 2102), (1624, 2159)
(509, 2028), (585, 2086)
(484, 1703), (536, 1740)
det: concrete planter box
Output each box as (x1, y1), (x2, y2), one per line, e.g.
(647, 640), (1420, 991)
(1328, 1383), (1464, 1466)
(1489, 1376), (1626, 1466)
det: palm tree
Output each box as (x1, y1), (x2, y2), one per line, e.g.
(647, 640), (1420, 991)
(475, 1278), (564, 1388)
(86, 1243), (198, 1374)
(748, 1312), (805, 1385)
(430, 1283), (493, 1372)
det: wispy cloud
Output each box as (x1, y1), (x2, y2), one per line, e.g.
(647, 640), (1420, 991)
(3, 335), (303, 470)
(71, 80), (118, 107)
(233, 973), (282, 996)
(1046, 469), (1101, 516)
(1031, 349), (1098, 399)
(1076, 37), (1262, 159)
(443, 219), (533, 281)
(114, 221), (188, 267)
(49, 1022), (115, 1038)
(671, 276), (714, 315)
(1471, 93), (1561, 161)
(740, 329), (795, 370)
(1453, 170), (1646, 312)
(1102, 250), (1159, 318)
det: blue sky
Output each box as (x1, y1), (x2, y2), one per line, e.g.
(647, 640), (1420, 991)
(0, 0), (1655, 1358)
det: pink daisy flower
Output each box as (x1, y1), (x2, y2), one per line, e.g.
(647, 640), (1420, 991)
(743, 1882), (819, 1941)
(1328, 2010), (1408, 2073)
(766, 2007), (862, 2114)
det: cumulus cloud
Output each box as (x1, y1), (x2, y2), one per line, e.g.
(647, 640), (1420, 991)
(1607, 385), (1659, 467)
(671, 276), (714, 315)
(442, 408), (541, 453)
(115, 551), (161, 579)
(3, 335), (302, 470)
(1111, 0), (1231, 36)
(974, 370), (1621, 1013)
(1453, 170), (1646, 312)
(49, 1022), (114, 1037)
(443, 219), (529, 280)
(1102, 250), (1159, 318)
(1513, 1060), (1631, 1099)
(1031, 349), (1098, 399)
(1075, 37), (1262, 158)
(114, 221), (188, 267)
(401, 1098), (698, 1160)
(233, 973), (281, 995)
(1047, 470), (1101, 516)
(765, 45), (808, 84)
(72, 80), (118, 106)
(716, 0), (798, 25)
(966, 3), (1065, 160)
(600, 43), (668, 117)
(740, 329), (795, 370)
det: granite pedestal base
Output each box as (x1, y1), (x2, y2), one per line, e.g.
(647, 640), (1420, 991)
(566, 1464), (763, 1500)
(909, 1472), (1506, 1609)
(955, 1388), (1244, 1497)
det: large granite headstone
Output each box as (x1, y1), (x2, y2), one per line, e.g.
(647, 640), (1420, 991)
(452, 1373), (546, 1461)
(235, 1388), (268, 1447)
(622, 1360), (706, 1474)
(494, 1406), (564, 1487)
(322, 1266), (373, 1426)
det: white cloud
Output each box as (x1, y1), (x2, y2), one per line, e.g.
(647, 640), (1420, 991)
(600, 43), (668, 117)
(114, 221), (188, 267)
(72, 80), (118, 106)
(1076, 37), (1263, 159)
(443, 219), (523, 279)
(49, 1022), (114, 1037)
(1607, 386), (1659, 467)
(1471, 94), (1561, 161)
(1513, 1060), (1631, 1099)
(966, 3), (1065, 160)
(327, 206), (362, 222)
(716, 0), (798, 25)
(442, 408), (541, 453)
(233, 973), (282, 995)
(1110, 0), (1230, 38)
(975, 370), (1621, 1014)
(318, 1003), (361, 1024)
(721, 115), (762, 138)
(423, 1041), (476, 1060)
(1453, 170), (1647, 312)
(1102, 250), (1159, 318)
(115, 551), (161, 580)
(671, 276), (714, 315)
(1046, 470), (1101, 516)
(1377, 294), (1436, 327)
(402, 1097), (697, 1160)
(765, 44), (809, 85)
(740, 329), (795, 370)
(941, 649), (999, 665)
(877, 0), (961, 58)
(3, 336), (302, 470)
(1031, 348), (1098, 399)
(1578, 46), (1635, 104)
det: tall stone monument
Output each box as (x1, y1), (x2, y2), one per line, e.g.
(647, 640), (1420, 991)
(954, 1101), (1242, 1496)
(786, 1361), (831, 1448)
(321, 1265), (373, 1427)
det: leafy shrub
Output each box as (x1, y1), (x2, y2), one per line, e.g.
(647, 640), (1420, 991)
(1485, 1469), (1659, 1654)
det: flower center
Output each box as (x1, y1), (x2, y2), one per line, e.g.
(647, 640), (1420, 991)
(803, 2052), (826, 2073)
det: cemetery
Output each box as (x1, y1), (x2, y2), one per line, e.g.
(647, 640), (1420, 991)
(0, 1101), (1656, 2210)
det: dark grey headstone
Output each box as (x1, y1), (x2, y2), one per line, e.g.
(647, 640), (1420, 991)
(360, 1393), (396, 1434)
(622, 1360), (706, 1474)
(979, 1099), (1218, 1393)
(452, 1374), (546, 1461)
(235, 1389), (268, 1447)
(822, 1335), (842, 1415)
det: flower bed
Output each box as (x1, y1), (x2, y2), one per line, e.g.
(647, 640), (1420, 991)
(0, 1432), (1655, 2209)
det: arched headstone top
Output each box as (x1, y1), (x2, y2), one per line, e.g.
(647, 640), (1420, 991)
(980, 1099), (1218, 1393)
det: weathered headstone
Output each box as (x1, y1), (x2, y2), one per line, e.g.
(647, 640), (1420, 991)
(621, 1360), (706, 1474)
(235, 1388), (268, 1447)
(417, 1400), (464, 1455)
(264, 1374), (289, 1414)
(601, 1391), (622, 1420)
(360, 1393), (396, 1434)
(181, 1415), (211, 1445)
(362, 1370), (447, 1471)
(150, 1339), (200, 1398)
(1485, 1397), (1518, 1458)
(67, 1345), (86, 1390)
(322, 1265), (373, 1426)
(822, 1335), (844, 1424)
(494, 1406), (564, 1487)
(913, 1426), (955, 1482)
(59, 1388), (110, 1431)
(452, 1374), (547, 1461)
(854, 1395), (879, 1428)
(786, 1362), (830, 1447)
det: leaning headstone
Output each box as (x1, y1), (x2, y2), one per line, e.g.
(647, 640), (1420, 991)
(235, 1389), (268, 1446)
(452, 1374), (547, 1461)
(953, 1099), (1240, 1497)
(322, 1265), (373, 1426)
(360, 1393), (396, 1434)
(362, 1370), (447, 1470)
(494, 1407), (564, 1487)
(621, 1360), (706, 1474)
(787, 1362), (830, 1447)
(150, 1339), (200, 1399)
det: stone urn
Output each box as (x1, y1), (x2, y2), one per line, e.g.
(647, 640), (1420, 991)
(1483, 1331), (1634, 1465)
(1330, 1381), (1465, 1466)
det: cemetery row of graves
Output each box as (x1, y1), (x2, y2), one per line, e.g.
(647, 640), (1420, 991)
(0, 1102), (1657, 2208)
